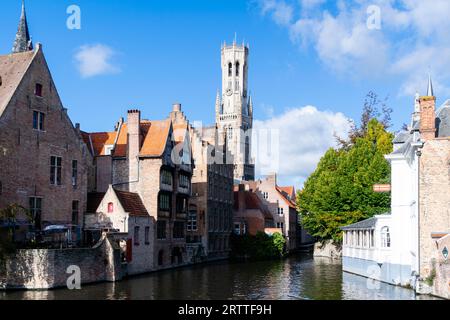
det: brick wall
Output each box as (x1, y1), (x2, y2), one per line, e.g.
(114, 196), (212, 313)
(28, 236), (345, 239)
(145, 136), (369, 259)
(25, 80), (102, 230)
(419, 139), (450, 278)
(0, 47), (92, 227)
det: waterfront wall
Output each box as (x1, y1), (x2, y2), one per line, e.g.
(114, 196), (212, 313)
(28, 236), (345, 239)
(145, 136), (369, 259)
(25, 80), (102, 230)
(343, 256), (412, 287)
(0, 234), (122, 290)
(417, 234), (450, 299)
(314, 240), (341, 259)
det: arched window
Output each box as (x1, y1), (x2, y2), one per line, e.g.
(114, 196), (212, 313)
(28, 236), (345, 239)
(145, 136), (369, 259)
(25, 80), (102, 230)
(245, 136), (250, 164)
(235, 62), (240, 76)
(381, 227), (390, 247)
(107, 202), (114, 213)
(158, 250), (164, 266)
(228, 63), (232, 77)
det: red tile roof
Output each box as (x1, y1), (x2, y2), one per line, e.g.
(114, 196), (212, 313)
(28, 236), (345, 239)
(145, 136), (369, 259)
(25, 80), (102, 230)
(276, 186), (297, 209)
(85, 118), (172, 159)
(140, 120), (171, 157)
(113, 189), (148, 217)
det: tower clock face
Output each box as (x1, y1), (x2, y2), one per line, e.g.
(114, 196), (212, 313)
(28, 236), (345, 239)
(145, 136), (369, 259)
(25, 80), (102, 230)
(226, 88), (232, 96)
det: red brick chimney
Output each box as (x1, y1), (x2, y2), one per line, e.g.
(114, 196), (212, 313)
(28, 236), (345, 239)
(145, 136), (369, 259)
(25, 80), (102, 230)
(419, 96), (436, 141)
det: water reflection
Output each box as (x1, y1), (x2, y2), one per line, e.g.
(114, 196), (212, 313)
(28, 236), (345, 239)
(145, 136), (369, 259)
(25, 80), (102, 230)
(0, 255), (439, 300)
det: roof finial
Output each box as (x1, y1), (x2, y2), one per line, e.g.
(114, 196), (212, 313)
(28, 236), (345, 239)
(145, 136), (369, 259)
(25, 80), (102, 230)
(427, 72), (434, 97)
(12, 0), (33, 53)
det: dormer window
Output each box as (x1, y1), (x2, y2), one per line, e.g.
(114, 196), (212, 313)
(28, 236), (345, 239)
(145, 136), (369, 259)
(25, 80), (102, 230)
(35, 83), (43, 97)
(108, 202), (114, 213)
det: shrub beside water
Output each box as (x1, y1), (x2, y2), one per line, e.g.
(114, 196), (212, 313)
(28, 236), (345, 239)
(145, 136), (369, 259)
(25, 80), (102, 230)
(230, 232), (286, 260)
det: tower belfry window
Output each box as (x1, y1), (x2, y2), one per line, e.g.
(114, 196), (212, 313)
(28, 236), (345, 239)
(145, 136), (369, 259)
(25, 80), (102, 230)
(236, 62), (240, 76)
(228, 63), (232, 77)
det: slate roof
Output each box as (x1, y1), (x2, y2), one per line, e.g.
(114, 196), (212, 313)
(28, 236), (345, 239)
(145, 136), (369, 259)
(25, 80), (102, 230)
(340, 217), (379, 230)
(0, 50), (36, 117)
(392, 131), (410, 144)
(114, 189), (148, 217)
(436, 102), (450, 137)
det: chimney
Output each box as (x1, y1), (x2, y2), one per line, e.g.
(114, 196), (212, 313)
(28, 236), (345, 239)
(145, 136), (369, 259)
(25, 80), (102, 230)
(419, 96), (436, 141)
(237, 184), (246, 211)
(172, 103), (182, 112)
(127, 110), (141, 184)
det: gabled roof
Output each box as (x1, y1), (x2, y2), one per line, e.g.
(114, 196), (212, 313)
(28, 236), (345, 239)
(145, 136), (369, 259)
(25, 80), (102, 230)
(87, 192), (106, 213)
(113, 189), (148, 217)
(86, 132), (117, 156)
(0, 50), (36, 118)
(140, 120), (171, 157)
(86, 118), (172, 159)
(276, 186), (296, 209)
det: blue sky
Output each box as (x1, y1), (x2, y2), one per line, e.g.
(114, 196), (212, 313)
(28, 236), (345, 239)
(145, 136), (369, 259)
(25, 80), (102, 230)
(1, 0), (448, 187)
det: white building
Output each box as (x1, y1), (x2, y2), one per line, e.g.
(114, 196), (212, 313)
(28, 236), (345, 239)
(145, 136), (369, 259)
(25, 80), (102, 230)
(85, 185), (154, 276)
(341, 81), (432, 287)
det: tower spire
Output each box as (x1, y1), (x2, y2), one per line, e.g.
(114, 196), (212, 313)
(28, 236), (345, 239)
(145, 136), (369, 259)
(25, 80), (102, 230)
(427, 73), (434, 97)
(12, 0), (33, 53)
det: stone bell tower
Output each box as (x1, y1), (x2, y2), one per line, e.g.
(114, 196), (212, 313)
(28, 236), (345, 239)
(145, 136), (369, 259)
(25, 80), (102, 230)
(215, 39), (254, 182)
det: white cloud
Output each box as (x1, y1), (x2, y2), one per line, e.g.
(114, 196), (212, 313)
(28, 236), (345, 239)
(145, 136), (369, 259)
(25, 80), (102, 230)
(74, 44), (120, 78)
(258, 0), (294, 26)
(253, 105), (350, 188)
(256, 0), (450, 96)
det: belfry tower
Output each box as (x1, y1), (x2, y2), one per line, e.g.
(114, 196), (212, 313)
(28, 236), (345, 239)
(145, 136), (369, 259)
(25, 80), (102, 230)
(215, 39), (255, 181)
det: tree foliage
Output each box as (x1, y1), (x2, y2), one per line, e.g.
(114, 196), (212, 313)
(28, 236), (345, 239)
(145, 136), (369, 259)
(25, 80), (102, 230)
(297, 93), (394, 243)
(0, 204), (32, 265)
(230, 232), (286, 260)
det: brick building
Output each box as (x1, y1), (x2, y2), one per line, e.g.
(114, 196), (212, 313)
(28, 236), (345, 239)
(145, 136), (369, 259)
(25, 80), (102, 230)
(0, 3), (92, 240)
(168, 103), (234, 261)
(240, 175), (309, 251)
(83, 108), (192, 270)
(233, 184), (274, 236)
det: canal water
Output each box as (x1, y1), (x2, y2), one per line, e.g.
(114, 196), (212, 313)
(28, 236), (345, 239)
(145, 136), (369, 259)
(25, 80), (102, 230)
(0, 254), (438, 300)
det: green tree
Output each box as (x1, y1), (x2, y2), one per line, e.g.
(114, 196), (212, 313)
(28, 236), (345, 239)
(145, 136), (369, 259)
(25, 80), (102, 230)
(297, 110), (394, 243)
(0, 204), (32, 265)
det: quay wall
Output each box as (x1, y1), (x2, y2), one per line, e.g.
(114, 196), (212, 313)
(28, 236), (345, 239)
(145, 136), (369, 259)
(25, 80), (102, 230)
(0, 235), (122, 290)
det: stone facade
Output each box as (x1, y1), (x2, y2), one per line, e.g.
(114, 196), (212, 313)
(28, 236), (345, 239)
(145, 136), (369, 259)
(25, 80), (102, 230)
(0, 44), (92, 233)
(215, 41), (254, 181)
(0, 233), (121, 290)
(84, 109), (193, 271)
